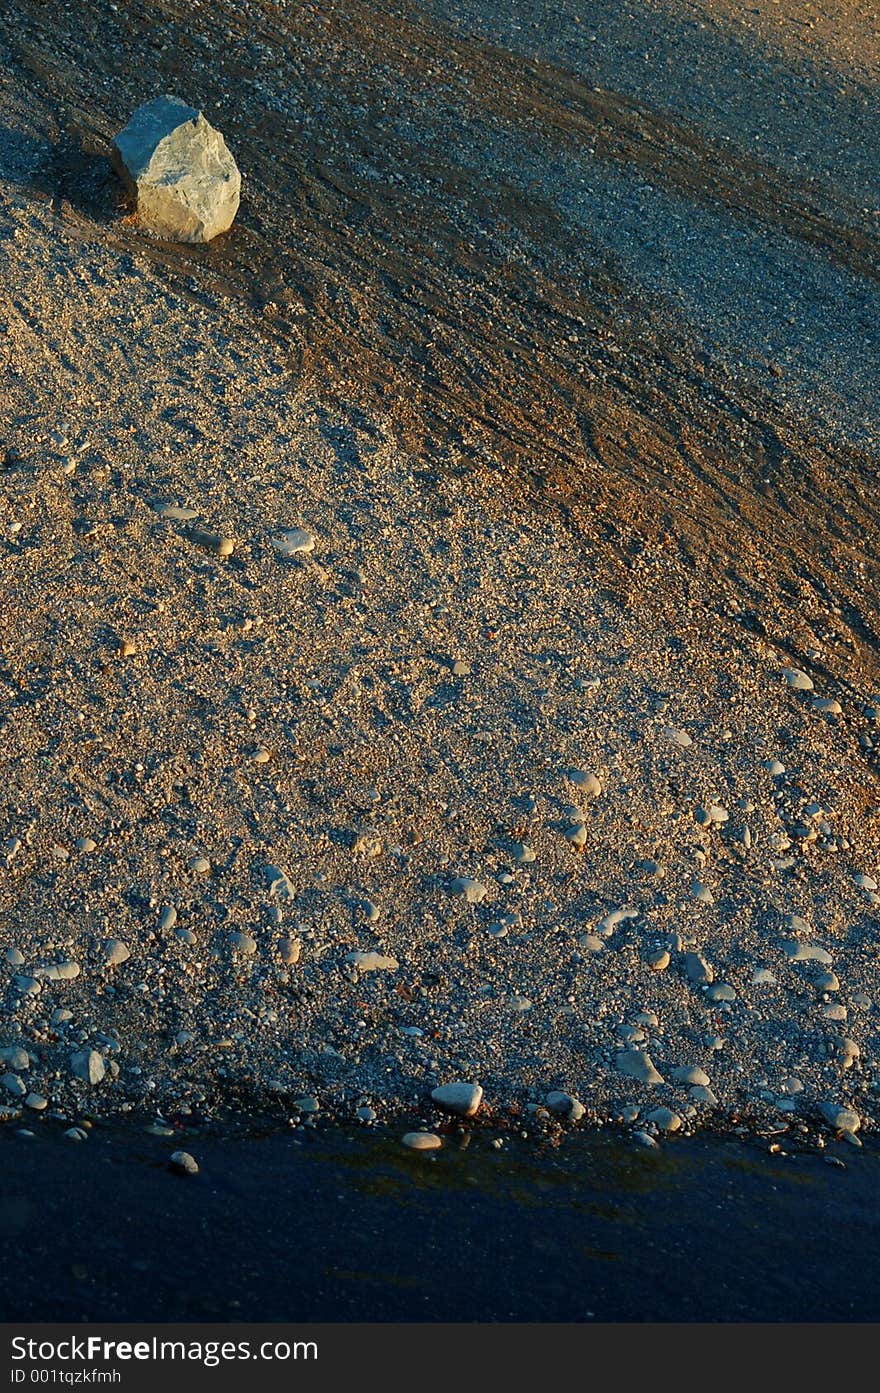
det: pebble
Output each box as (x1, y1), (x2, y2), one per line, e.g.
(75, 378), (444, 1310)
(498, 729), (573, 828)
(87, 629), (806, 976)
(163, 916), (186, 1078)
(646, 948), (670, 972)
(33, 962), (80, 982)
(188, 855), (211, 874)
(271, 526), (315, 557)
(264, 864), (295, 899)
(691, 880), (714, 904)
(780, 940), (833, 965)
(598, 907), (639, 936)
(633, 1130), (659, 1149)
(279, 938), (302, 965)
(816, 971), (840, 992)
(763, 759), (786, 776)
(511, 843), (536, 865)
(813, 698), (842, 715)
(852, 872), (878, 891)
(646, 1107), (681, 1133)
(821, 1003), (847, 1021)
(1, 1074), (26, 1097)
(0, 1047), (29, 1071)
(356, 1106), (377, 1124)
(184, 526), (234, 557)
(431, 1082), (483, 1117)
(402, 1131), (442, 1151)
(229, 932), (258, 956)
(451, 660), (472, 677)
(617, 1050), (664, 1085)
(564, 824), (588, 847)
(347, 950), (399, 971)
(158, 905), (178, 931)
(783, 668), (813, 691)
(5, 948), (25, 967)
(449, 877), (488, 903)
(252, 747), (271, 764)
(24, 1093), (47, 1110)
(671, 1066), (710, 1087)
(664, 727), (693, 748)
(706, 983), (736, 1002)
(752, 968), (777, 985)
(567, 770), (602, 796)
(169, 1150), (200, 1175)
(65, 1127), (89, 1142)
(102, 939), (131, 966)
(818, 1103), (860, 1135)
(510, 995), (532, 1013)
(690, 1085), (718, 1105)
(545, 1091), (585, 1121)
(75, 837), (97, 853)
(13, 976), (41, 996)
(152, 501), (198, 521)
(70, 1050), (106, 1085)
(684, 952), (714, 985)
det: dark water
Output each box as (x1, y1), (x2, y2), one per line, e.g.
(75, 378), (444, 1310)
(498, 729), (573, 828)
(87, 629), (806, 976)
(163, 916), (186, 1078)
(1, 1124), (877, 1322)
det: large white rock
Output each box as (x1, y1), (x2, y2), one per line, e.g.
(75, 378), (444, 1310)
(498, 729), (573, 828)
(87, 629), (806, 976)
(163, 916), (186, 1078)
(112, 95), (240, 243)
(431, 1082), (483, 1117)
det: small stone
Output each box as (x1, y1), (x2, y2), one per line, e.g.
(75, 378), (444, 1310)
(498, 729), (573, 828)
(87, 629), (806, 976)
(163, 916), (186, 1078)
(279, 938), (302, 965)
(598, 907), (639, 936)
(449, 876), (488, 904)
(183, 526), (235, 557)
(347, 950), (399, 972)
(152, 500), (199, 521)
(70, 1050), (106, 1085)
(763, 759), (786, 776)
(617, 1050), (664, 1085)
(75, 837), (97, 853)
(579, 934), (604, 954)
(567, 770), (602, 796)
(511, 843), (536, 865)
(646, 948), (670, 972)
(356, 1106), (377, 1124)
(691, 880), (714, 904)
(252, 747), (271, 764)
(545, 1091), (585, 1121)
(783, 668), (813, 691)
(5, 948), (25, 967)
(664, 727), (693, 747)
(402, 1131), (442, 1151)
(0, 1047), (29, 1072)
(158, 905), (178, 931)
(852, 871), (878, 891)
(564, 823), (588, 848)
(51, 1009), (73, 1026)
(671, 1066), (710, 1087)
(229, 932), (257, 956)
(431, 1082), (483, 1117)
(293, 1096), (320, 1114)
(510, 995), (532, 1013)
(689, 1085), (718, 1105)
(1, 1074), (26, 1098)
(816, 971), (840, 992)
(818, 1103), (860, 1135)
(169, 1150), (200, 1175)
(780, 940), (833, 965)
(684, 952), (714, 985)
(752, 967), (777, 985)
(451, 660), (472, 677)
(821, 1003), (847, 1022)
(65, 1127), (89, 1142)
(117, 638), (137, 659)
(264, 864), (295, 899)
(706, 983), (736, 1002)
(24, 1093), (47, 1111)
(188, 854), (211, 874)
(271, 526), (316, 557)
(633, 1131), (659, 1149)
(33, 962), (80, 982)
(646, 1106), (681, 1133)
(813, 698), (842, 715)
(102, 939), (131, 967)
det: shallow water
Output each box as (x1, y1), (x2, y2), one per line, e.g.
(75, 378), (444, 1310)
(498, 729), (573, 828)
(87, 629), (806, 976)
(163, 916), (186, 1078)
(1, 1124), (877, 1321)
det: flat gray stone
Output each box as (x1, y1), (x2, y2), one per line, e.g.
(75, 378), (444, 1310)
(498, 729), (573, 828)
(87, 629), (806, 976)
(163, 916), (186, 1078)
(449, 876), (488, 904)
(819, 1102), (860, 1134)
(70, 1049), (105, 1085)
(347, 950), (399, 972)
(617, 1050), (664, 1085)
(112, 96), (240, 243)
